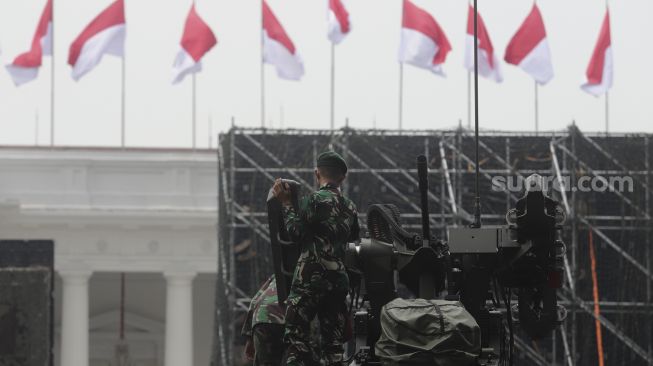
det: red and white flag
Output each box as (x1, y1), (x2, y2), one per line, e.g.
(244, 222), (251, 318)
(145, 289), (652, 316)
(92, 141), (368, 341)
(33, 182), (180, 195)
(172, 5), (217, 84)
(398, 0), (451, 76)
(464, 5), (502, 83)
(504, 4), (553, 85)
(68, 0), (125, 81)
(581, 10), (612, 97)
(263, 1), (304, 80)
(5, 0), (53, 86)
(327, 0), (351, 44)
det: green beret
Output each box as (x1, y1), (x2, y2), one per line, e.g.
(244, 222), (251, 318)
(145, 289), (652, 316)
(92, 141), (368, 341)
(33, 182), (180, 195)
(317, 151), (348, 175)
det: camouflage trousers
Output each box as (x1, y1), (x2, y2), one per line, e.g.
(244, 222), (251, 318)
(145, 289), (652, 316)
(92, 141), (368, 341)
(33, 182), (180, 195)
(284, 260), (349, 366)
(253, 323), (285, 366)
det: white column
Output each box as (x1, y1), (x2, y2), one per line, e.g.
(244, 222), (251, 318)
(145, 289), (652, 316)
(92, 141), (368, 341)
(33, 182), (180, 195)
(164, 270), (197, 366)
(59, 269), (92, 366)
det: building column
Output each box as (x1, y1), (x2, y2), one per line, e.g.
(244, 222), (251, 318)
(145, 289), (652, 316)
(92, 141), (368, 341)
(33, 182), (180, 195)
(164, 270), (197, 366)
(59, 269), (92, 366)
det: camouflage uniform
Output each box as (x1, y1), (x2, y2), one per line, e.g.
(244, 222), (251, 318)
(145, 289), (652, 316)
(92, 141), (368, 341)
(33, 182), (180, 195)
(242, 276), (286, 366)
(282, 183), (359, 366)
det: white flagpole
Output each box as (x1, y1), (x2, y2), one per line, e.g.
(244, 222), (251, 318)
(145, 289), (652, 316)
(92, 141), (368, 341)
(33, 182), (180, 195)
(330, 42), (335, 130)
(535, 81), (539, 135)
(605, 0), (609, 136)
(208, 114), (213, 148)
(398, 0), (405, 131)
(261, 0), (266, 128)
(605, 92), (609, 135)
(467, 71), (471, 130)
(121, 53), (126, 147)
(50, 0), (55, 146)
(192, 73), (197, 149)
(35, 110), (40, 146)
(192, 0), (197, 148)
(398, 64), (404, 131)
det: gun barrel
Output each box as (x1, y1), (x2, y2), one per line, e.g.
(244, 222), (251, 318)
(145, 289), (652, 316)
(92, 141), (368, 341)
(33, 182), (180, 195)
(417, 155), (430, 245)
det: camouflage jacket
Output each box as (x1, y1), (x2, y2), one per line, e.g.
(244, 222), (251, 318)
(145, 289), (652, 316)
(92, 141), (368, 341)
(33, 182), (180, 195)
(241, 276), (286, 337)
(282, 183), (359, 272)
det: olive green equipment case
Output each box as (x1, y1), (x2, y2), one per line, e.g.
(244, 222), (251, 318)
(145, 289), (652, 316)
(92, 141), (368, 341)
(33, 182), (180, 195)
(375, 298), (481, 366)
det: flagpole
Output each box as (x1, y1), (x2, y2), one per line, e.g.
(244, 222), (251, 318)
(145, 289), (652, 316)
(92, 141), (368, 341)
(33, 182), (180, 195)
(35, 110), (40, 146)
(605, 0), (609, 136)
(472, 0), (482, 229)
(50, 0), (55, 147)
(467, 71), (471, 130)
(535, 81), (539, 135)
(192, 0), (197, 148)
(260, 0), (266, 128)
(398, 0), (405, 132)
(192, 73), (197, 149)
(121, 53), (126, 147)
(330, 42), (335, 130)
(605, 92), (609, 135)
(208, 114), (213, 148)
(398, 65), (404, 131)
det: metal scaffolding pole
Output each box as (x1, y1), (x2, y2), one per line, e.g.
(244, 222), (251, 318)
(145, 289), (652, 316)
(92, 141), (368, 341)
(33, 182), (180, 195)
(646, 136), (652, 362)
(570, 128), (578, 364)
(241, 133), (313, 190)
(555, 142), (649, 218)
(360, 135), (449, 210)
(443, 140), (519, 203)
(333, 141), (440, 228)
(561, 290), (652, 363)
(439, 139), (459, 217)
(456, 128), (463, 227)
(227, 129), (236, 366)
(505, 137), (511, 213)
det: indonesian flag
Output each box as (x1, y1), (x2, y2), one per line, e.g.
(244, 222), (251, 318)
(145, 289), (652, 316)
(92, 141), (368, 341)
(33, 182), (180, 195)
(68, 0), (125, 81)
(398, 0), (452, 76)
(327, 0), (351, 44)
(263, 1), (304, 80)
(504, 4), (553, 85)
(581, 10), (613, 97)
(171, 5), (217, 84)
(5, 0), (53, 86)
(464, 5), (502, 83)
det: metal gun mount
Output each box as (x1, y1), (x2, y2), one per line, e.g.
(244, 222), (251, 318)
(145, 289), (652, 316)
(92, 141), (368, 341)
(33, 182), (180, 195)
(343, 156), (451, 365)
(344, 204), (449, 361)
(447, 174), (568, 342)
(342, 167), (567, 365)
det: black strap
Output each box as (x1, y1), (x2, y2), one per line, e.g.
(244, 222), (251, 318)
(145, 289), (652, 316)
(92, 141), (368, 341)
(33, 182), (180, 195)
(432, 302), (445, 334)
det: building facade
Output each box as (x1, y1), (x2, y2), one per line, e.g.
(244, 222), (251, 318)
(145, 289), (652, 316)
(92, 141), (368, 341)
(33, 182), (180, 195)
(0, 146), (218, 366)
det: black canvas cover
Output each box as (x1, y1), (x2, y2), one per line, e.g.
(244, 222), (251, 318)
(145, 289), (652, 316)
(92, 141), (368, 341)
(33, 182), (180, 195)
(266, 179), (302, 303)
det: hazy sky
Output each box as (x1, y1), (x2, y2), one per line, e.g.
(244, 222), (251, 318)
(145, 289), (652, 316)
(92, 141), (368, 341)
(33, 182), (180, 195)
(0, 0), (651, 148)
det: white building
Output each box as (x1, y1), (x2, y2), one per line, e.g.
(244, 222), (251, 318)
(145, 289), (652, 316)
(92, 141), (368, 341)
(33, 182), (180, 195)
(0, 146), (219, 366)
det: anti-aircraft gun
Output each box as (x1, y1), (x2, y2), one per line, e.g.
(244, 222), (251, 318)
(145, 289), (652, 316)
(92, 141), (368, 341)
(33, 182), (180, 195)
(342, 158), (567, 366)
(265, 156), (567, 366)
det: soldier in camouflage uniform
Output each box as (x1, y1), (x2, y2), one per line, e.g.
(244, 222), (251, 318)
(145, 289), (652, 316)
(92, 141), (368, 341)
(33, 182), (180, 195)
(242, 275), (286, 366)
(272, 151), (359, 366)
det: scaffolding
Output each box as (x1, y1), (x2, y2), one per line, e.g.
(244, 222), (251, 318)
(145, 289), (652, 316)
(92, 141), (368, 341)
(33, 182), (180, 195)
(211, 125), (652, 366)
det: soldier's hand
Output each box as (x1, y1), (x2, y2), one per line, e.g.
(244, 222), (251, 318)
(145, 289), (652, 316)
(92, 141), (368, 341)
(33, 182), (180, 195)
(272, 178), (292, 206)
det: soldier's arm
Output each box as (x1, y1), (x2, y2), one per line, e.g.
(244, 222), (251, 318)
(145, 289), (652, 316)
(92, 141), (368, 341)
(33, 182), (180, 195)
(282, 193), (318, 243)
